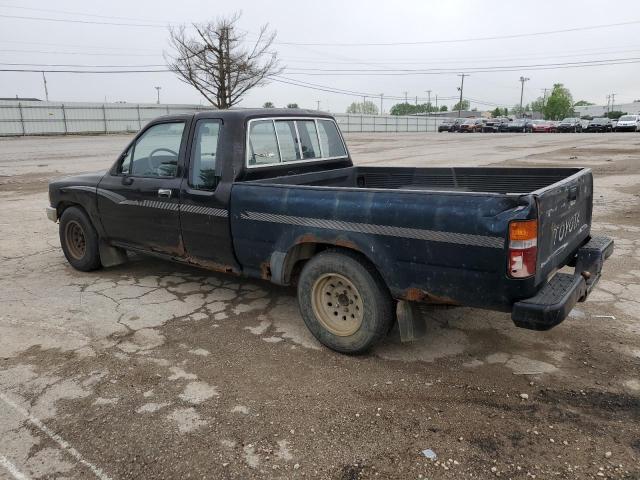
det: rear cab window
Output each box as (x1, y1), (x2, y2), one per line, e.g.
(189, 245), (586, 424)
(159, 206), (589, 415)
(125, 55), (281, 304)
(247, 117), (347, 168)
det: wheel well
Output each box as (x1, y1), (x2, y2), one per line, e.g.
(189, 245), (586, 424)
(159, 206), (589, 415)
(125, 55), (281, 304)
(57, 201), (83, 218)
(283, 242), (383, 287)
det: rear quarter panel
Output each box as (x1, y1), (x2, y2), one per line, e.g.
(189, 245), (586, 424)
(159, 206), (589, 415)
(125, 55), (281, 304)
(230, 183), (537, 310)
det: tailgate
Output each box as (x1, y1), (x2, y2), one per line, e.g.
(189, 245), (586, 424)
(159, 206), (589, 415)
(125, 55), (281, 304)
(534, 169), (593, 284)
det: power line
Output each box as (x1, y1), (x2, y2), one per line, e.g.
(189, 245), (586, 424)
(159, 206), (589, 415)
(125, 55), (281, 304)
(0, 13), (170, 28)
(280, 58), (640, 76)
(0, 3), (170, 24)
(272, 20), (640, 46)
(282, 56), (640, 73)
(0, 49), (160, 57)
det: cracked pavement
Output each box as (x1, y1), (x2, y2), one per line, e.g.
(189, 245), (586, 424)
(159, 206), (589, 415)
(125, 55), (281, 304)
(0, 132), (639, 479)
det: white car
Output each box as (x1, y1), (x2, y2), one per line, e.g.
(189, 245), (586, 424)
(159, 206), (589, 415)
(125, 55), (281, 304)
(615, 114), (640, 132)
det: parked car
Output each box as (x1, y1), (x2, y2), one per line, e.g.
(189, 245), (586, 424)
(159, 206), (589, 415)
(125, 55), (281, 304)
(504, 119), (532, 133)
(531, 120), (557, 133)
(615, 114), (640, 132)
(46, 109), (613, 354)
(585, 117), (614, 132)
(483, 117), (510, 133)
(438, 118), (463, 132)
(458, 118), (485, 133)
(557, 118), (583, 133)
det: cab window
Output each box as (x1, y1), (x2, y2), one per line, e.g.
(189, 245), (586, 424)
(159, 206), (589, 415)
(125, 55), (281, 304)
(317, 120), (347, 158)
(190, 120), (221, 190)
(247, 120), (281, 166)
(128, 122), (185, 177)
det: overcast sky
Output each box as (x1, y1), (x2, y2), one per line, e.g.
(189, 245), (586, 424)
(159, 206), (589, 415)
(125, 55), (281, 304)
(1, 0), (639, 112)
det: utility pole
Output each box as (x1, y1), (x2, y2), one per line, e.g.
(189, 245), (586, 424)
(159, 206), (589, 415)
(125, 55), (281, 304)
(155, 86), (161, 104)
(426, 90), (431, 115)
(605, 95), (611, 114)
(519, 76), (530, 117)
(379, 93), (384, 115)
(540, 88), (549, 107)
(316, 100), (320, 110)
(456, 74), (468, 118)
(435, 94), (438, 112)
(610, 93), (616, 112)
(41, 71), (49, 101)
(403, 91), (408, 104)
(362, 96), (366, 113)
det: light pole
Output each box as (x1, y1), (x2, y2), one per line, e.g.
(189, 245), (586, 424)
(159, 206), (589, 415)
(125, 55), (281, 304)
(379, 93), (384, 115)
(155, 86), (161, 104)
(316, 100), (320, 110)
(42, 72), (49, 101)
(425, 90), (431, 115)
(519, 77), (530, 117)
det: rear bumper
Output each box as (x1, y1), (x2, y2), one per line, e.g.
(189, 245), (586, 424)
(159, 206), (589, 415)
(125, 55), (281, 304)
(511, 235), (614, 331)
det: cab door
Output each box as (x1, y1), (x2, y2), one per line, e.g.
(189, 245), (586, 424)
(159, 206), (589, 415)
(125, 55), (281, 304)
(179, 118), (238, 269)
(97, 120), (188, 254)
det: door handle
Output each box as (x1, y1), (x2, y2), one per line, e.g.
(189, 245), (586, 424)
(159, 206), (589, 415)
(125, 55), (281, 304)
(158, 188), (172, 198)
(122, 176), (134, 186)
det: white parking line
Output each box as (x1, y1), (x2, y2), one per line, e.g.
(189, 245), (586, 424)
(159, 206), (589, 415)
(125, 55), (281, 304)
(0, 455), (29, 480)
(0, 392), (112, 480)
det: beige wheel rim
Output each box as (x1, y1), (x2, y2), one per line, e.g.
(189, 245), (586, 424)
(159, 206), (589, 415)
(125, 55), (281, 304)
(311, 273), (364, 337)
(64, 220), (86, 260)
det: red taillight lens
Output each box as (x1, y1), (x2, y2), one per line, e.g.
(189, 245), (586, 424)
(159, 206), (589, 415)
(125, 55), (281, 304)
(508, 220), (538, 278)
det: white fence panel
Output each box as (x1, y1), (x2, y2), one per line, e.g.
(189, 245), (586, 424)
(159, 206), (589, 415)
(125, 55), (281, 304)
(0, 101), (447, 136)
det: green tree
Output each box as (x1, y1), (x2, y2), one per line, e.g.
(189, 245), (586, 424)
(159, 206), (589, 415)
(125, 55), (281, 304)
(491, 107), (502, 118)
(439, 105), (448, 112)
(346, 100), (379, 115)
(452, 99), (470, 111)
(606, 110), (627, 120)
(263, 101), (275, 108)
(390, 102), (417, 115)
(530, 97), (545, 113)
(574, 100), (594, 106)
(286, 103), (299, 108)
(543, 83), (574, 120)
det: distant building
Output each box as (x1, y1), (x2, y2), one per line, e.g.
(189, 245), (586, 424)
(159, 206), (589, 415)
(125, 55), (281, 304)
(575, 101), (640, 117)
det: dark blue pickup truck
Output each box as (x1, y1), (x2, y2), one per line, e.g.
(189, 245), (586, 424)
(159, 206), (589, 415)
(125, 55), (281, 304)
(47, 109), (613, 353)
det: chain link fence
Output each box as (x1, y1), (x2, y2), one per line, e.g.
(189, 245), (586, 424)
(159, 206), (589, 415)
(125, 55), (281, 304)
(0, 101), (447, 136)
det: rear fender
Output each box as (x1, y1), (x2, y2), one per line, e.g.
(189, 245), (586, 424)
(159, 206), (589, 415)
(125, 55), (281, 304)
(269, 230), (390, 286)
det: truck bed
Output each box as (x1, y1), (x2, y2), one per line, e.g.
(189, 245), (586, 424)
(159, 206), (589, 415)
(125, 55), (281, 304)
(231, 166), (592, 311)
(247, 166), (584, 195)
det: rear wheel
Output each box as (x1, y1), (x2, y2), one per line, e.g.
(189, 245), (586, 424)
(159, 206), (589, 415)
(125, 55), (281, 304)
(297, 250), (394, 354)
(59, 206), (101, 271)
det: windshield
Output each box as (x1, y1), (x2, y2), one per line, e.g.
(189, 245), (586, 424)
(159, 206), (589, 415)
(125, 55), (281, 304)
(592, 117), (607, 122)
(561, 118), (577, 122)
(463, 120), (475, 124)
(618, 116), (635, 121)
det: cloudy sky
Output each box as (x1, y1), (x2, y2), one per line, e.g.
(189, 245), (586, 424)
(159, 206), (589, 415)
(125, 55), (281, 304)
(1, 0), (639, 112)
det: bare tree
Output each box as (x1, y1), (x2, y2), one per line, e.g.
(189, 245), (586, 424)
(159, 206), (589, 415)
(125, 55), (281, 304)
(166, 13), (283, 109)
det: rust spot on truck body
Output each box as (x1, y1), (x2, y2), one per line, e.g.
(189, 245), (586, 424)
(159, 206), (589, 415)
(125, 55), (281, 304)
(294, 234), (361, 252)
(260, 261), (271, 280)
(401, 288), (459, 305)
(182, 256), (239, 275)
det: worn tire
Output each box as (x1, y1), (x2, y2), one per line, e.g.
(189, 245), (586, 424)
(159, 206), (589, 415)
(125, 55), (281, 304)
(297, 250), (394, 354)
(59, 206), (102, 271)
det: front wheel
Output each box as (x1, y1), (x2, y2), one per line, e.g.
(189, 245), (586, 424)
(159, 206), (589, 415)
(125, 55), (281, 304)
(59, 206), (102, 271)
(297, 250), (394, 354)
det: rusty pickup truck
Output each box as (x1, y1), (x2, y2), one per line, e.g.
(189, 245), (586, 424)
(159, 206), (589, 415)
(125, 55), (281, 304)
(47, 109), (613, 353)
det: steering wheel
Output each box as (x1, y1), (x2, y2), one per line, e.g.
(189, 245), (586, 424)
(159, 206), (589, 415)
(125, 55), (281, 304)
(150, 147), (178, 158)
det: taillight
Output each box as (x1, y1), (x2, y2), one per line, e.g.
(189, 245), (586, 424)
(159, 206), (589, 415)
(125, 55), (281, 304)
(508, 220), (537, 278)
